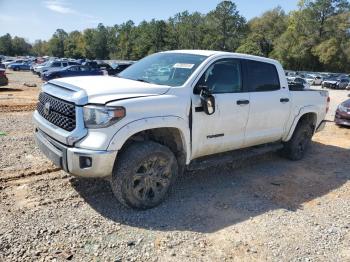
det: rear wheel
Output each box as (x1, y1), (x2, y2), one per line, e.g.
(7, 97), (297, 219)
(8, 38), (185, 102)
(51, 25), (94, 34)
(280, 120), (314, 161)
(111, 141), (178, 209)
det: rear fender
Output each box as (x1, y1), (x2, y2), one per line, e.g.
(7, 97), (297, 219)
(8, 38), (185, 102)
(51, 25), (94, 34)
(283, 106), (319, 141)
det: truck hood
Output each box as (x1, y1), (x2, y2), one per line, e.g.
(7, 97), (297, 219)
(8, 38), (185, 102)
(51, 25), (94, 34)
(48, 76), (171, 104)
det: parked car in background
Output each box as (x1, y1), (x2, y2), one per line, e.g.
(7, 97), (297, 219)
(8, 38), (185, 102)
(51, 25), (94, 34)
(0, 63), (5, 69)
(7, 61), (32, 71)
(287, 76), (310, 89)
(0, 69), (8, 86)
(113, 62), (134, 74)
(36, 60), (80, 76)
(322, 78), (349, 89)
(41, 65), (104, 81)
(322, 77), (339, 89)
(32, 61), (48, 74)
(2, 58), (15, 67)
(312, 75), (323, 85)
(304, 74), (316, 85)
(335, 97), (350, 126)
(337, 78), (350, 89)
(96, 62), (117, 75)
(82, 61), (98, 68)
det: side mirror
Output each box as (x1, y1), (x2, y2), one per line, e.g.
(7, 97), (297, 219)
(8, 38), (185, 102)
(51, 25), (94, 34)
(200, 88), (215, 115)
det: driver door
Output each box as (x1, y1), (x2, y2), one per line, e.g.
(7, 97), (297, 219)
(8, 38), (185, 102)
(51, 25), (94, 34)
(191, 58), (250, 159)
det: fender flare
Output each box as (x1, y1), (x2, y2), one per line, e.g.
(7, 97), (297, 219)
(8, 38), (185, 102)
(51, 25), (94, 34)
(107, 116), (191, 164)
(283, 105), (319, 142)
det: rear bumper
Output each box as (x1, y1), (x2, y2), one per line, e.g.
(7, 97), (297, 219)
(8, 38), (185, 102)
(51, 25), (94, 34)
(35, 129), (117, 178)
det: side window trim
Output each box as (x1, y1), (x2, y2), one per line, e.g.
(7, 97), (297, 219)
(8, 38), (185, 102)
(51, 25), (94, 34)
(193, 58), (244, 94)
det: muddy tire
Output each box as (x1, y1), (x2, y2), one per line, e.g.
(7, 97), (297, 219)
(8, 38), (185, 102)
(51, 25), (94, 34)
(111, 141), (178, 210)
(281, 120), (314, 161)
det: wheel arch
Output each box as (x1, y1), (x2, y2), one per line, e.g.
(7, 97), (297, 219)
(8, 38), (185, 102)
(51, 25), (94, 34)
(108, 116), (191, 172)
(284, 108), (318, 142)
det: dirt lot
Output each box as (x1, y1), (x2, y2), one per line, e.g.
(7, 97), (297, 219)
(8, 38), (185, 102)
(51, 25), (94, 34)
(1, 71), (350, 262)
(0, 70), (42, 112)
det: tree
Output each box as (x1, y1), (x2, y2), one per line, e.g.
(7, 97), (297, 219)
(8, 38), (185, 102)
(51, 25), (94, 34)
(0, 0), (349, 73)
(272, 0), (350, 71)
(32, 40), (49, 56)
(205, 1), (246, 51)
(237, 7), (287, 56)
(12, 36), (31, 56)
(64, 31), (85, 58)
(48, 29), (68, 57)
(307, 0), (350, 39)
(93, 23), (110, 59)
(116, 20), (135, 60)
(0, 33), (13, 56)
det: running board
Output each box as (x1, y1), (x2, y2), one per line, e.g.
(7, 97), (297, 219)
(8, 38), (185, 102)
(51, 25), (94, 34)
(187, 142), (284, 171)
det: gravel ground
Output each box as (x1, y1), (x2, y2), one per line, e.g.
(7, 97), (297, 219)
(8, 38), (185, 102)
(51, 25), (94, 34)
(0, 70), (42, 112)
(1, 72), (350, 261)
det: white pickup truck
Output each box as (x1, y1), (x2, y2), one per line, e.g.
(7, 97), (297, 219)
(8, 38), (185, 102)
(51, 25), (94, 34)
(34, 50), (329, 209)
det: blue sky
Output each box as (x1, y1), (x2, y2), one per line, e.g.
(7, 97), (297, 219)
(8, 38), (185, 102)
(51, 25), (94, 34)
(0, 0), (298, 43)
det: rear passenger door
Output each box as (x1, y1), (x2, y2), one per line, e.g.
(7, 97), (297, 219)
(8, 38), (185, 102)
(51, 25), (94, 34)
(242, 59), (291, 147)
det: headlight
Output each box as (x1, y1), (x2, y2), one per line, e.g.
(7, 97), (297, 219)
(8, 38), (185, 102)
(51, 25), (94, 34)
(83, 105), (125, 128)
(338, 104), (348, 112)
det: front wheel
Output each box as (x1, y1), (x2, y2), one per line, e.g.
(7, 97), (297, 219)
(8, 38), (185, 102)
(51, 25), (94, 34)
(111, 141), (178, 209)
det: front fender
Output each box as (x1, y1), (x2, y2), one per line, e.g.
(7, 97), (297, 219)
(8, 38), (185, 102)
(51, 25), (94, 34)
(107, 116), (191, 164)
(283, 105), (319, 141)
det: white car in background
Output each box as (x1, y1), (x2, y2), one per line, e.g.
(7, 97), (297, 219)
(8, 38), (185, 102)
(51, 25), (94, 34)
(304, 74), (316, 85)
(312, 76), (323, 85)
(304, 74), (323, 86)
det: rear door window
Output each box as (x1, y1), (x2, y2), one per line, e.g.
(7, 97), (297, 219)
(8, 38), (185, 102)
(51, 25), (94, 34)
(243, 60), (280, 92)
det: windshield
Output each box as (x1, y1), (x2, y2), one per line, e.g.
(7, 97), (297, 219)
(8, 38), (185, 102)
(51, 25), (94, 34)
(118, 53), (207, 86)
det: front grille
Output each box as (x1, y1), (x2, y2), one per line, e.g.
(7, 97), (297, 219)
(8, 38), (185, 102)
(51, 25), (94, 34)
(37, 92), (76, 131)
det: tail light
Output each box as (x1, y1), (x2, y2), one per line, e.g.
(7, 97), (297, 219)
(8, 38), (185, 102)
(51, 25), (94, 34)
(326, 96), (330, 113)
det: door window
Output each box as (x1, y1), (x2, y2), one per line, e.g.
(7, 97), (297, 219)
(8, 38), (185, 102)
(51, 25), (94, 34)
(196, 59), (242, 94)
(68, 66), (79, 71)
(80, 66), (90, 71)
(243, 60), (280, 91)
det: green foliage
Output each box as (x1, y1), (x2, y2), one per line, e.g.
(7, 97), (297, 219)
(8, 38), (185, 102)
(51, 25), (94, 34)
(48, 29), (68, 57)
(0, 34), (13, 56)
(0, 0), (350, 73)
(205, 1), (246, 50)
(64, 31), (85, 59)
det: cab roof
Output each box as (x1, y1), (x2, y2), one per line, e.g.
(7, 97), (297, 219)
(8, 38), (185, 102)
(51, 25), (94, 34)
(162, 49), (279, 65)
